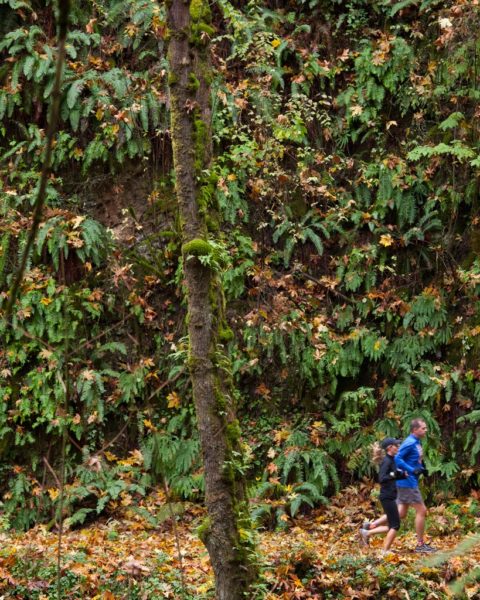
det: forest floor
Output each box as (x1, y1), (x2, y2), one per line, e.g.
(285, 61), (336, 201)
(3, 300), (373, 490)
(0, 485), (479, 599)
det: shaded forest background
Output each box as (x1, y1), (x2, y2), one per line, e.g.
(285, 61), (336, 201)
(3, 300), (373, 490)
(0, 0), (479, 552)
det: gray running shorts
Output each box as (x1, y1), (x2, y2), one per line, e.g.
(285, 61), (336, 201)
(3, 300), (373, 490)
(397, 487), (423, 505)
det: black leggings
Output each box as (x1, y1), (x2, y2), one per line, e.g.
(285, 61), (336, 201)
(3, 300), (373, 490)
(380, 497), (401, 530)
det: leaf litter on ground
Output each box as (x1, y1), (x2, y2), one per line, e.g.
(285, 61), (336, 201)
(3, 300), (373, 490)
(0, 485), (479, 599)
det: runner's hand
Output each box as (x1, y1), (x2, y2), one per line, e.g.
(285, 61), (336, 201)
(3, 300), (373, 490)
(413, 466), (428, 477)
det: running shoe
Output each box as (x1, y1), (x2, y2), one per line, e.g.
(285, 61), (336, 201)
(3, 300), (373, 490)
(414, 542), (437, 553)
(358, 528), (369, 546)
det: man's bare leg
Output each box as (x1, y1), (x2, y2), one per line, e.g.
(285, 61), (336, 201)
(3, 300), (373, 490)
(397, 503), (408, 520)
(412, 502), (427, 544)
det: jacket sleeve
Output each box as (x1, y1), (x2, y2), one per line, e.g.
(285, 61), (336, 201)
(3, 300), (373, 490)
(394, 441), (416, 475)
(378, 458), (396, 484)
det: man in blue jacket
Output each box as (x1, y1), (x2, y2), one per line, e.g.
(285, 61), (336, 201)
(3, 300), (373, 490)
(394, 418), (436, 553)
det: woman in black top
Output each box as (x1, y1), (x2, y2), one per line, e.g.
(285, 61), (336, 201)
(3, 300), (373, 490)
(358, 437), (407, 555)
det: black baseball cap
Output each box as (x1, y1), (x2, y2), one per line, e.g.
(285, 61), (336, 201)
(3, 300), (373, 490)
(381, 437), (402, 450)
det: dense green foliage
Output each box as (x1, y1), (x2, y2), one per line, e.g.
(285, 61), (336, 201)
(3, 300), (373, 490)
(0, 0), (480, 532)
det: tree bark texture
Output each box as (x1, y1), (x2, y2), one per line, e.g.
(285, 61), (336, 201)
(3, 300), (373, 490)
(166, 1), (256, 598)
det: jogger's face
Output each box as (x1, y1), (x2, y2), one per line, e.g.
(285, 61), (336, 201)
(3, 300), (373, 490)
(413, 422), (428, 438)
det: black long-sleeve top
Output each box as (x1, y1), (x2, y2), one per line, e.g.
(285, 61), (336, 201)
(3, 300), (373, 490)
(378, 454), (405, 500)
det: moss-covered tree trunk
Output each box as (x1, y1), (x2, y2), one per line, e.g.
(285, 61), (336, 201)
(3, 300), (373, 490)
(166, 1), (256, 598)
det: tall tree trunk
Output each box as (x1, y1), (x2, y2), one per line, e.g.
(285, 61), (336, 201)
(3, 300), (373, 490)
(166, 1), (257, 598)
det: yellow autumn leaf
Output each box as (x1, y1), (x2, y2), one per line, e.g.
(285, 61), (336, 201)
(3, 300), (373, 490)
(379, 233), (394, 247)
(82, 369), (96, 381)
(120, 493), (133, 506)
(196, 583), (214, 595)
(40, 297), (53, 306)
(129, 449), (144, 465)
(167, 391), (181, 408)
(85, 18), (97, 34)
(151, 14), (162, 30)
(143, 419), (157, 431)
(19, 306), (32, 319)
(351, 104), (363, 116)
(71, 215), (85, 229)
(87, 411), (98, 424)
(274, 429), (290, 443)
(48, 488), (59, 500)
(125, 23), (138, 37)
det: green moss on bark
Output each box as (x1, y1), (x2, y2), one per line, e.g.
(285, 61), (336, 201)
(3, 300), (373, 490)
(197, 516), (211, 542)
(218, 325), (234, 342)
(189, 0), (214, 46)
(168, 71), (179, 86)
(214, 381), (227, 411)
(188, 72), (200, 93)
(193, 115), (208, 173)
(189, 0), (210, 21)
(206, 215), (220, 232)
(182, 238), (212, 257)
(226, 419), (241, 444)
